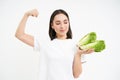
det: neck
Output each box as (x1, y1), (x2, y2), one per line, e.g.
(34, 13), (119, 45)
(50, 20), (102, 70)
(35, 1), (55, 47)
(56, 35), (67, 40)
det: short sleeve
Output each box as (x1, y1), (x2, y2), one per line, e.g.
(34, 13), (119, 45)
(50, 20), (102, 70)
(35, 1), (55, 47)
(34, 36), (40, 51)
(33, 35), (48, 79)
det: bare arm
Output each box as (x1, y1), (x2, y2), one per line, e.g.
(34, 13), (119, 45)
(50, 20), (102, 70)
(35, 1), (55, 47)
(15, 9), (39, 47)
(73, 48), (94, 78)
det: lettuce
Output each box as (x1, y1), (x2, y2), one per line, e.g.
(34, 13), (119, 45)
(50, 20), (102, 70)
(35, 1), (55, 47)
(77, 32), (96, 46)
(77, 32), (106, 52)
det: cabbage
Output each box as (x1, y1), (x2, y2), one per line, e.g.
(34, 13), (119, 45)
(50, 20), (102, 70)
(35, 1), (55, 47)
(77, 32), (96, 46)
(77, 32), (106, 52)
(80, 40), (105, 52)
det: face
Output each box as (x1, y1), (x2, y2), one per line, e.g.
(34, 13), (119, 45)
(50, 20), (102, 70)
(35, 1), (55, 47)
(52, 13), (69, 39)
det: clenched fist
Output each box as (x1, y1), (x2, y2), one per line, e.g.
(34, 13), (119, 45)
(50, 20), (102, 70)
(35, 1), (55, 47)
(25, 9), (39, 17)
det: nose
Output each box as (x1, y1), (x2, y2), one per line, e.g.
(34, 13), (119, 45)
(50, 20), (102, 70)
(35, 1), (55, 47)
(60, 23), (64, 29)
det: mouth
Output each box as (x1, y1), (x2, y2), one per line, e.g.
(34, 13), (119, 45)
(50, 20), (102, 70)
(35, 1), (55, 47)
(60, 30), (65, 32)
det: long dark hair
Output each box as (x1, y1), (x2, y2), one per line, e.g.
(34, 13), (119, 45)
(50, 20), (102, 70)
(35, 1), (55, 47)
(49, 9), (72, 40)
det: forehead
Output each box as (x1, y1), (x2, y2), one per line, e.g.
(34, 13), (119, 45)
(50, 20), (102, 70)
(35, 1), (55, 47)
(54, 13), (68, 21)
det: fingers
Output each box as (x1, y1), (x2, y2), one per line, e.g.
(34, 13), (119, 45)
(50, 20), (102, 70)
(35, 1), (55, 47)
(26, 9), (39, 17)
(77, 49), (87, 54)
(77, 48), (94, 55)
(31, 9), (39, 17)
(85, 49), (94, 54)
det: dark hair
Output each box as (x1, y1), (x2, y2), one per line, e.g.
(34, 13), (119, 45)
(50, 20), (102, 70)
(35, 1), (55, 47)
(49, 9), (72, 40)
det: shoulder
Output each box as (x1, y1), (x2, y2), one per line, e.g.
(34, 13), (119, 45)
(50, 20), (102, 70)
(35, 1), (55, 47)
(34, 35), (51, 50)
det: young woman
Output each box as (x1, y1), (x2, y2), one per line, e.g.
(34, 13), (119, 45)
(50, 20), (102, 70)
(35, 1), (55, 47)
(15, 9), (94, 80)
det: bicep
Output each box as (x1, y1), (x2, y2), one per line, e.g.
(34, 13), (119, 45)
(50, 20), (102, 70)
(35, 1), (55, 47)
(17, 34), (34, 47)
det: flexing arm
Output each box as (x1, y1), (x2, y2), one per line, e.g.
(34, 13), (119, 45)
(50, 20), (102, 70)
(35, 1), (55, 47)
(15, 9), (39, 47)
(73, 48), (94, 78)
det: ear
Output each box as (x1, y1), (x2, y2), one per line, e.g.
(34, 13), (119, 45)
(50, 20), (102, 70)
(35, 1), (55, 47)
(51, 23), (54, 29)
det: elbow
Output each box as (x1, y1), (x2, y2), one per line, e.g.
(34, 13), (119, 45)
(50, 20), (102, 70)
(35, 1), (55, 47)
(15, 31), (19, 38)
(15, 31), (24, 38)
(73, 71), (82, 78)
(15, 33), (20, 39)
(73, 74), (80, 79)
(15, 32), (24, 40)
(15, 33), (18, 38)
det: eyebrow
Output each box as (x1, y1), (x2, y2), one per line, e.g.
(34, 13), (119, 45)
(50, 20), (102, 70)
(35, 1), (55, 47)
(55, 19), (68, 22)
(55, 21), (60, 23)
(64, 19), (68, 22)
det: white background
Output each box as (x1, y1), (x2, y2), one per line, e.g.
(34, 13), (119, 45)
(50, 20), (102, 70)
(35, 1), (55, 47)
(0, 0), (120, 80)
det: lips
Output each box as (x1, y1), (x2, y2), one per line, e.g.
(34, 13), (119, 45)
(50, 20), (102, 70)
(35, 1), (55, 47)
(60, 30), (65, 32)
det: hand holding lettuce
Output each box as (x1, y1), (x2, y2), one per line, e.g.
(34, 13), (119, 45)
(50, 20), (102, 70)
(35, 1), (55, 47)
(77, 32), (106, 52)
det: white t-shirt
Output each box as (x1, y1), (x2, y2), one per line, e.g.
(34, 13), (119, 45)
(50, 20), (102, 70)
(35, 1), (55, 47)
(34, 37), (85, 80)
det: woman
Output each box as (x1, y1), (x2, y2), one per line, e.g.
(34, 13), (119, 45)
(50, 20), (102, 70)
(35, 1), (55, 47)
(15, 9), (94, 80)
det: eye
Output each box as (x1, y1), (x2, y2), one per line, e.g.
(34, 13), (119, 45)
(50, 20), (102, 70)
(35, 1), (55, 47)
(64, 21), (68, 24)
(55, 21), (61, 25)
(64, 19), (68, 24)
(56, 22), (60, 25)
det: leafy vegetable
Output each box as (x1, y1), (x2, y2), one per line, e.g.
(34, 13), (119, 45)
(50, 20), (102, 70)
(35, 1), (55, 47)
(77, 32), (106, 52)
(80, 40), (105, 52)
(77, 32), (96, 46)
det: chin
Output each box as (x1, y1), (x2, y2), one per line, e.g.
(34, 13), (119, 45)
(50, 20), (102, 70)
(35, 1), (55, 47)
(59, 32), (67, 36)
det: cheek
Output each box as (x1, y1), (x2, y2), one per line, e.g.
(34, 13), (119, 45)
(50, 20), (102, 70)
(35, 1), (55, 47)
(53, 26), (60, 32)
(53, 25), (60, 29)
(65, 25), (69, 30)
